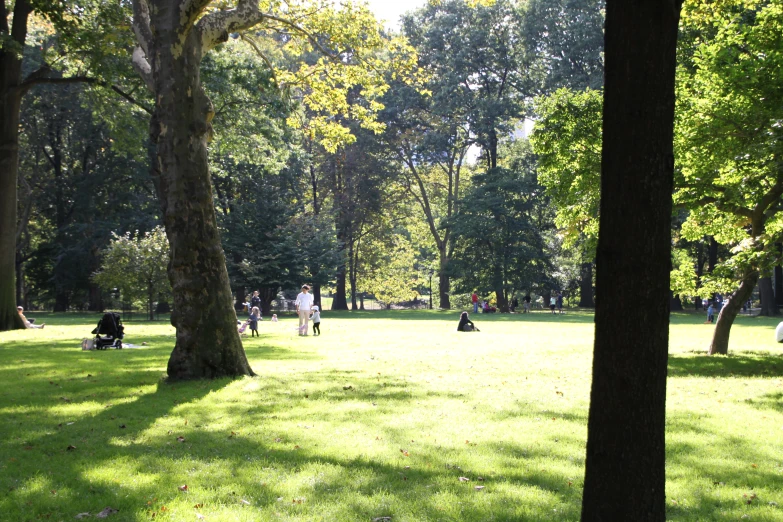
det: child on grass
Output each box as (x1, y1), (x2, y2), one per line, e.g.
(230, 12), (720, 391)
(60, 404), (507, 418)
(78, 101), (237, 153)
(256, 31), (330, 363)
(249, 306), (261, 337)
(706, 303), (715, 324)
(311, 306), (321, 336)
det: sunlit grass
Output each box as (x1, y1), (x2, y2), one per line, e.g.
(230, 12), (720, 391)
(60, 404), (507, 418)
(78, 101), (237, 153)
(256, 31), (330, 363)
(1, 310), (782, 521)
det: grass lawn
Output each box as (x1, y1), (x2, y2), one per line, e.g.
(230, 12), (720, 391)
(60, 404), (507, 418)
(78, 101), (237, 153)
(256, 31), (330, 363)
(1, 309), (782, 521)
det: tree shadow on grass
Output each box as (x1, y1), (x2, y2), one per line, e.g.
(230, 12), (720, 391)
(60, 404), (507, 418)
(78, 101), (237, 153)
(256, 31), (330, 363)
(668, 351), (783, 378)
(0, 365), (591, 522)
(664, 412), (783, 520)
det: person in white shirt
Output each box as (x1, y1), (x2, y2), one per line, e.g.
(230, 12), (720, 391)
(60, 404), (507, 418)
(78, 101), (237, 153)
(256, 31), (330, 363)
(295, 284), (314, 336)
(17, 307), (44, 329)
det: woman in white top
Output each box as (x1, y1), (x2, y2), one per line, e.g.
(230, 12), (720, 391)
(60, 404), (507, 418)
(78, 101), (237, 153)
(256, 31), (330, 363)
(295, 284), (314, 336)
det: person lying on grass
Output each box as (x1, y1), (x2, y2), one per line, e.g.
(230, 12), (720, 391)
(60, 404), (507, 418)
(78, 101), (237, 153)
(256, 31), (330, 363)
(17, 307), (44, 329)
(457, 311), (478, 332)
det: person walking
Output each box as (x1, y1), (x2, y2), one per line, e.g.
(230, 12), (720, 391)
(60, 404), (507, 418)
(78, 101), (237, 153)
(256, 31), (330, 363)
(549, 294), (557, 314)
(471, 292), (479, 314)
(556, 292), (564, 314)
(295, 284), (314, 336)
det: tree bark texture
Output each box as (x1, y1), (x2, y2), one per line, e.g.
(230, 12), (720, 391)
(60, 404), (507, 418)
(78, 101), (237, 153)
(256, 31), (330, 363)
(775, 246), (783, 306)
(0, 0), (31, 331)
(579, 261), (595, 307)
(581, 1), (680, 520)
(438, 254), (451, 310)
(136, 0), (254, 379)
(759, 276), (777, 316)
(708, 270), (758, 355)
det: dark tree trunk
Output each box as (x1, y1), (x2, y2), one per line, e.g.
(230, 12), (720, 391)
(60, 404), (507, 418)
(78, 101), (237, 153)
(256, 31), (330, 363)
(438, 253), (450, 310)
(142, 2), (253, 379)
(0, 0), (30, 331)
(694, 241), (705, 310)
(54, 292), (69, 313)
(758, 275), (777, 316)
(775, 244), (783, 306)
(349, 240), (358, 311)
(708, 270), (758, 355)
(581, 1), (680, 520)
(670, 291), (683, 311)
(15, 250), (24, 307)
(312, 284), (322, 310)
(259, 287), (276, 317)
(579, 261), (595, 307)
(332, 266), (349, 310)
(708, 236), (718, 273)
(88, 284), (103, 312)
(233, 285), (245, 312)
(495, 287), (509, 313)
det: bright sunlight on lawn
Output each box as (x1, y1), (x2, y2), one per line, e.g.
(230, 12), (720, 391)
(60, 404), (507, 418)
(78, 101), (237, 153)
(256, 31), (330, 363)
(1, 310), (782, 521)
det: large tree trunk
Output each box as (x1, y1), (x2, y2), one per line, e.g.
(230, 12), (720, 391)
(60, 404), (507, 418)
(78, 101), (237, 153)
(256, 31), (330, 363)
(579, 261), (595, 307)
(759, 275), (777, 316)
(142, 2), (253, 379)
(708, 270), (759, 355)
(332, 266), (349, 310)
(581, 1), (680, 520)
(775, 244), (783, 306)
(312, 283), (322, 310)
(775, 246), (783, 306)
(494, 287), (509, 313)
(0, 1), (30, 331)
(438, 253), (451, 310)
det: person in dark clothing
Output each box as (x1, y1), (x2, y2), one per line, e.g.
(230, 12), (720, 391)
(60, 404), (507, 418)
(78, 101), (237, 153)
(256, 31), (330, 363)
(457, 311), (479, 332)
(523, 294), (531, 313)
(511, 297), (519, 312)
(250, 290), (262, 313)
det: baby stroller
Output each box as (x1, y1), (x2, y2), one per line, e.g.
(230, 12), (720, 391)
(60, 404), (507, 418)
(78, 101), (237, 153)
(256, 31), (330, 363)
(91, 312), (124, 349)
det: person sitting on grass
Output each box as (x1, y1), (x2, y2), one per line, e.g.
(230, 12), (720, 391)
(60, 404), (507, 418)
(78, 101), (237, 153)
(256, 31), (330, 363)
(457, 311), (479, 332)
(17, 307), (44, 329)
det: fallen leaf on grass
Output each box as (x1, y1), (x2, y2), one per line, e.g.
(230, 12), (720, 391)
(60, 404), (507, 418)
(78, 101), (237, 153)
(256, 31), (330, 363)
(95, 507), (119, 518)
(240, 499), (251, 505)
(372, 517), (392, 522)
(193, 503), (203, 509)
(196, 514), (205, 520)
(119, 425), (126, 429)
(343, 385), (353, 390)
(474, 486), (485, 491)
(178, 485), (188, 492)
(75, 513), (91, 519)
(459, 477), (470, 482)
(176, 436), (186, 443)
(66, 445), (77, 451)
(400, 449), (409, 457)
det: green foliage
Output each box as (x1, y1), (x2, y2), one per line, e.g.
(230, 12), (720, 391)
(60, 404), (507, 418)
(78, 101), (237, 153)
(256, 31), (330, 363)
(522, 0), (605, 92)
(675, 0), (783, 285)
(450, 143), (550, 299)
(93, 227), (171, 315)
(530, 88), (602, 251)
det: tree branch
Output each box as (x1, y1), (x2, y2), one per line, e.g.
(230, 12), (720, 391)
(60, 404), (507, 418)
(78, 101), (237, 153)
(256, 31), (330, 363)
(132, 46), (154, 92)
(198, 0), (266, 53)
(132, 0), (153, 57)
(19, 70), (152, 114)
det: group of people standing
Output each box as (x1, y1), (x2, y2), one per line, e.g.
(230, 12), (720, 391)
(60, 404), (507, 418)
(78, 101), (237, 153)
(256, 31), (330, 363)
(239, 286), (322, 337)
(470, 291), (561, 314)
